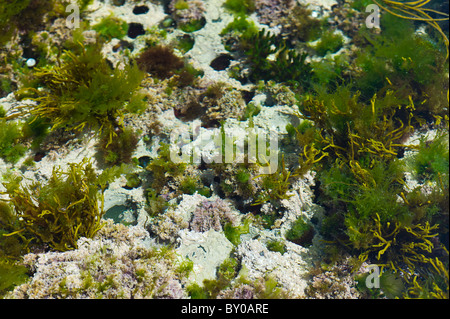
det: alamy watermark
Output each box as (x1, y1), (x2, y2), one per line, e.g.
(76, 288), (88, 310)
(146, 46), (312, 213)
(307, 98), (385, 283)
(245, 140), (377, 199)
(66, 2), (80, 29)
(169, 122), (279, 175)
(366, 4), (381, 29)
(62, 1), (383, 174)
(65, 2), (382, 30)
(365, 264), (381, 289)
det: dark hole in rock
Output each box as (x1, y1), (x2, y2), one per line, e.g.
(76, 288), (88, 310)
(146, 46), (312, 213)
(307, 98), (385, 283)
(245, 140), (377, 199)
(34, 151), (46, 162)
(104, 205), (128, 224)
(241, 90), (255, 104)
(210, 54), (233, 71)
(138, 155), (151, 168)
(133, 5), (149, 14)
(396, 147), (405, 159)
(127, 23), (145, 39)
(105, 59), (114, 70)
(113, 40), (134, 52)
(289, 227), (315, 247)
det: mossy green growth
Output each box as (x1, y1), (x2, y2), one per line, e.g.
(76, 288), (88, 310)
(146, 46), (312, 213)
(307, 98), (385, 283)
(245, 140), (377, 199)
(0, 201), (28, 259)
(125, 173), (142, 189)
(1, 77), (14, 97)
(407, 131), (449, 183)
(313, 30), (344, 56)
(21, 115), (51, 150)
(179, 19), (205, 33)
(144, 142), (189, 216)
(283, 5), (323, 42)
(220, 14), (258, 42)
(179, 175), (211, 197)
(0, 118), (26, 164)
(240, 29), (312, 86)
(77, 0), (94, 12)
(189, 257), (239, 299)
(311, 54), (348, 87)
(20, 44), (146, 137)
(0, 106), (6, 118)
(92, 14), (128, 41)
(0, 0), (53, 45)
(146, 142), (186, 193)
(354, 13), (447, 100)
(223, 0), (255, 15)
(97, 127), (139, 167)
(177, 34), (195, 53)
(0, 258), (29, 297)
(1, 158), (127, 251)
(173, 0), (189, 10)
(266, 239), (287, 254)
(254, 156), (293, 205)
(350, 0), (373, 12)
(241, 102), (261, 120)
(285, 217), (314, 247)
(224, 217), (250, 246)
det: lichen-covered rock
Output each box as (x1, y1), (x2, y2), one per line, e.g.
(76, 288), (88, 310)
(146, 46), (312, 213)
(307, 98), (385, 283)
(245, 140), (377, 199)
(151, 193), (241, 241)
(305, 256), (367, 299)
(236, 239), (311, 298)
(255, 0), (295, 27)
(200, 84), (247, 127)
(169, 0), (206, 26)
(6, 220), (190, 299)
(190, 197), (239, 232)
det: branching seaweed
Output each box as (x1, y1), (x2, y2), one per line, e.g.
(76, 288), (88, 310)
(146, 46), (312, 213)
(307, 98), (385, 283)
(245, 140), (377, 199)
(372, 0), (449, 58)
(1, 158), (128, 251)
(7, 44), (146, 145)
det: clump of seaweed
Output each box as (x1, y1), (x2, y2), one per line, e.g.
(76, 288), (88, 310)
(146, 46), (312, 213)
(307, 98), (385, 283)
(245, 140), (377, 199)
(8, 44), (146, 147)
(97, 126), (139, 167)
(287, 70), (449, 296)
(136, 45), (185, 80)
(372, 0), (449, 58)
(0, 117), (26, 164)
(144, 142), (209, 217)
(279, 4), (322, 43)
(1, 201), (23, 258)
(238, 29), (313, 87)
(92, 14), (129, 41)
(1, 158), (128, 251)
(254, 155), (294, 206)
(354, 12), (448, 104)
(0, 0), (55, 45)
(357, 213), (448, 298)
(223, 0), (256, 15)
(313, 30), (344, 56)
(136, 44), (200, 87)
(407, 130), (449, 184)
(0, 258), (29, 298)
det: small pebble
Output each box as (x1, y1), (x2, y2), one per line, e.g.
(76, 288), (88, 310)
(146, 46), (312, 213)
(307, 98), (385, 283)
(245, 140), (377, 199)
(26, 58), (36, 68)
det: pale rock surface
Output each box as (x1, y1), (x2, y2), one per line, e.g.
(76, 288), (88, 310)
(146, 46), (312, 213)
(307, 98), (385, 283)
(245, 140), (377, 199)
(176, 229), (234, 285)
